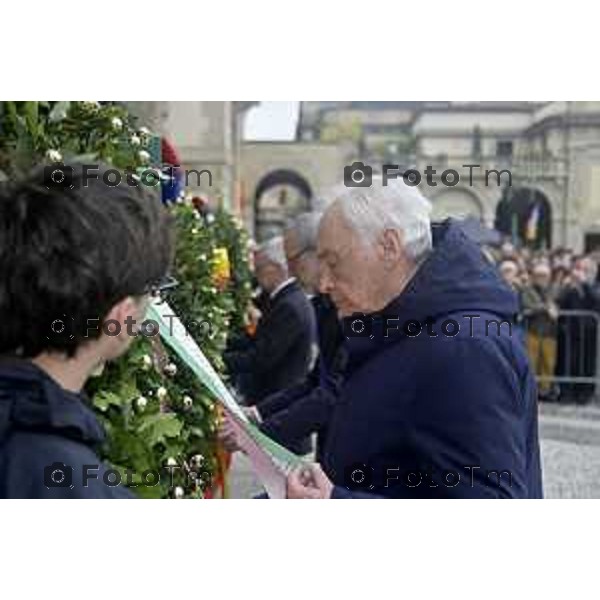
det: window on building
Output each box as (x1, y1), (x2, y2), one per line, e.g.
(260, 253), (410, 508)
(496, 140), (514, 159)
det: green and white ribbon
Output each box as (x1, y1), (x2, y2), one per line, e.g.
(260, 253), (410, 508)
(146, 300), (303, 495)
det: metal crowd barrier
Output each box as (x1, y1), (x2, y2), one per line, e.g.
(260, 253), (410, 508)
(520, 309), (600, 390)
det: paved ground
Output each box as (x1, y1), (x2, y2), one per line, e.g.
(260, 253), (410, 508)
(227, 403), (600, 499)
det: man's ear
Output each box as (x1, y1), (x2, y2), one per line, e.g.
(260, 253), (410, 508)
(379, 228), (403, 264)
(103, 296), (140, 339)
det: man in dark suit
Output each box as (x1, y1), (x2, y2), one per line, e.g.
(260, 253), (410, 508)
(223, 236), (317, 414)
(220, 214), (345, 459)
(251, 214), (344, 460)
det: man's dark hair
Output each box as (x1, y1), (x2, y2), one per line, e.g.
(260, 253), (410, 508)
(0, 162), (174, 358)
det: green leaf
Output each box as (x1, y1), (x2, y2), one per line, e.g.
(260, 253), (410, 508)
(93, 391), (124, 412)
(189, 426), (206, 439)
(138, 413), (183, 447)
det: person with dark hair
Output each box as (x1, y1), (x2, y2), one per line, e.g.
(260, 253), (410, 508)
(0, 162), (174, 498)
(556, 256), (600, 404)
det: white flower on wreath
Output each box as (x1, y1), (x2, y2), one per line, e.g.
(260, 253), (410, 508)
(136, 396), (148, 410)
(130, 135), (141, 146)
(138, 150), (151, 163)
(157, 386), (168, 400)
(45, 149), (62, 162)
(111, 117), (123, 130)
(164, 363), (177, 377)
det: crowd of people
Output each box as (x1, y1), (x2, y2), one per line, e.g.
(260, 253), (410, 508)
(495, 243), (600, 404)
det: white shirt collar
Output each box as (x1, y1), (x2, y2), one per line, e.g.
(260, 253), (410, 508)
(270, 277), (296, 300)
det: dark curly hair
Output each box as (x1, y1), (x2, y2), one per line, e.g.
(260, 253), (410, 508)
(0, 161), (174, 358)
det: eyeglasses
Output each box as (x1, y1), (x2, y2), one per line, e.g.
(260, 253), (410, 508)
(144, 275), (179, 303)
(287, 247), (312, 264)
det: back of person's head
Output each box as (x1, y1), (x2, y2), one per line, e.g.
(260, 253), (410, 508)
(284, 212), (321, 254)
(283, 212), (322, 292)
(256, 236), (288, 273)
(254, 236), (289, 292)
(0, 162), (173, 359)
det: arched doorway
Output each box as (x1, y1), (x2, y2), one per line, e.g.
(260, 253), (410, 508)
(254, 169), (313, 241)
(495, 186), (552, 249)
(430, 187), (484, 222)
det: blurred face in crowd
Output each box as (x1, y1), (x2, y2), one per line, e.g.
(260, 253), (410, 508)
(501, 242), (515, 258)
(254, 256), (285, 293)
(553, 267), (568, 287)
(317, 205), (414, 317)
(284, 229), (319, 294)
(572, 257), (597, 284)
(500, 261), (519, 287)
(532, 264), (552, 289)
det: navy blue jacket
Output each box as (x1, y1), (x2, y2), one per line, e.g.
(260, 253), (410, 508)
(0, 360), (133, 498)
(325, 220), (543, 499)
(259, 294), (345, 459)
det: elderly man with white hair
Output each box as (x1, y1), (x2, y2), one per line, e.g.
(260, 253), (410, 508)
(287, 176), (543, 499)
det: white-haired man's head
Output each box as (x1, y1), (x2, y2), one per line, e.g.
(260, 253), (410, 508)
(284, 212), (322, 294)
(255, 236), (289, 293)
(317, 175), (433, 317)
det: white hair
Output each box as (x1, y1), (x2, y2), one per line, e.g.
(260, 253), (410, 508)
(285, 212), (322, 252)
(327, 175), (433, 261)
(256, 236), (288, 274)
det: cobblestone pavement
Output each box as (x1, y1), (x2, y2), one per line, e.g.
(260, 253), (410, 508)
(540, 403), (600, 498)
(227, 404), (600, 499)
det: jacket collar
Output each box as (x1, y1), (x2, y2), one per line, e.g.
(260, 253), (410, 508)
(0, 359), (105, 447)
(270, 277), (297, 301)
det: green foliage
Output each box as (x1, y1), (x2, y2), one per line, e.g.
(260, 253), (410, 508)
(0, 100), (149, 177)
(0, 100), (254, 498)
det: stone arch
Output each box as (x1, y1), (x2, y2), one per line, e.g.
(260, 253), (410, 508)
(253, 169), (313, 241)
(428, 186), (485, 222)
(495, 186), (553, 249)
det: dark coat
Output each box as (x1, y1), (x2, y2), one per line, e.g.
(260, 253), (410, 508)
(224, 280), (317, 405)
(324, 220), (543, 499)
(258, 294), (345, 459)
(556, 282), (600, 401)
(0, 360), (134, 498)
